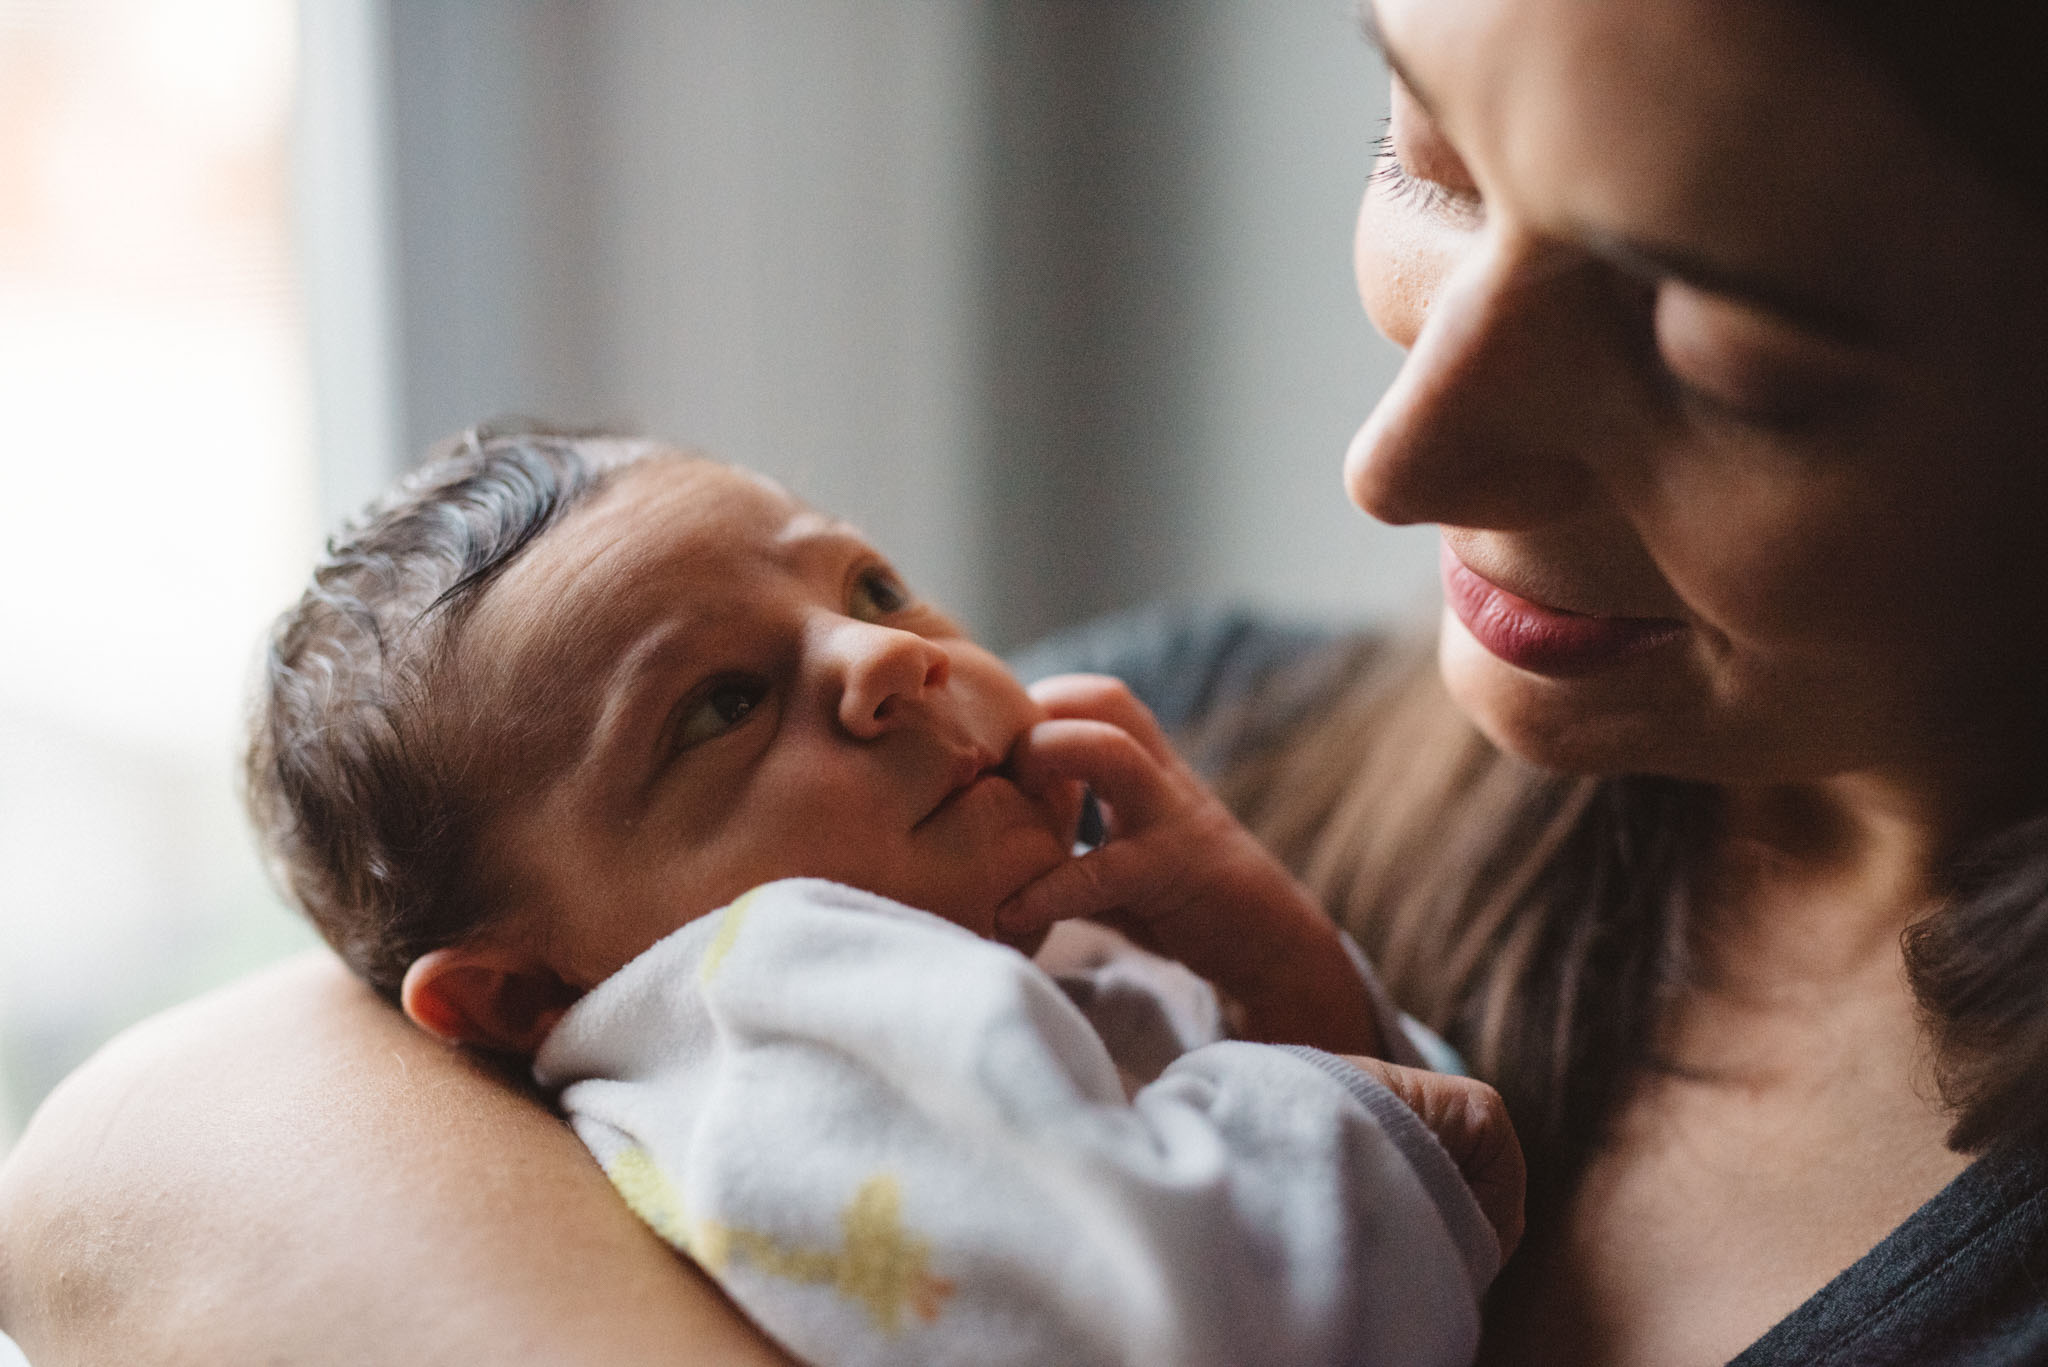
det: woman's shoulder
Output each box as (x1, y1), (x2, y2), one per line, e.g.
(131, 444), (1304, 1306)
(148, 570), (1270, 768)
(0, 952), (795, 1364)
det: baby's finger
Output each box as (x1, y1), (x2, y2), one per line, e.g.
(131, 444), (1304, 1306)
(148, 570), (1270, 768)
(995, 840), (1161, 937)
(1026, 674), (1177, 767)
(1011, 717), (1176, 832)
(1337, 1057), (1526, 1262)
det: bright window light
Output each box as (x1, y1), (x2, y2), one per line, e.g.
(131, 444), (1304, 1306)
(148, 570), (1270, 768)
(0, 0), (321, 1149)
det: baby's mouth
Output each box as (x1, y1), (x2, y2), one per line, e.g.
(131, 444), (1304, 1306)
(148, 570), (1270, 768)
(913, 750), (1007, 829)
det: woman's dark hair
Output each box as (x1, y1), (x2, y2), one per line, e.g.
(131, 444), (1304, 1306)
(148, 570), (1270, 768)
(246, 425), (655, 1001)
(1905, 816), (2048, 1153)
(1804, 0), (2048, 214)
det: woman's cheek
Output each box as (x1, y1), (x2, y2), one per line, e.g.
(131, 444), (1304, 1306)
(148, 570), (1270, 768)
(1642, 449), (1870, 654)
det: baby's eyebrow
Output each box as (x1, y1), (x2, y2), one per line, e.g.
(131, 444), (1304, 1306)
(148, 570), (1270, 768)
(772, 515), (889, 588)
(589, 621), (703, 803)
(774, 509), (867, 550)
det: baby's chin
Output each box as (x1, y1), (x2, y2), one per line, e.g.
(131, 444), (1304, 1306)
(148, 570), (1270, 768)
(907, 777), (1082, 925)
(912, 830), (1074, 946)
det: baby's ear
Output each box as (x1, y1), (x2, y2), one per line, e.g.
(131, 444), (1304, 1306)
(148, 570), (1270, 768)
(400, 947), (582, 1056)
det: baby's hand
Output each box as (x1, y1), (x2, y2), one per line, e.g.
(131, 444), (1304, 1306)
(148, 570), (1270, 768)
(1338, 1057), (1526, 1261)
(1000, 674), (1382, 1055)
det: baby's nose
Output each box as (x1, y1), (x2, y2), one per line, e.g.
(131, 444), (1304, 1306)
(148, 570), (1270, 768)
(834, 622), (951, 738)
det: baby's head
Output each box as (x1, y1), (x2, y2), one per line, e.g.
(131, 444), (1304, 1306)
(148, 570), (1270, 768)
(249, 426), (1079, 1053)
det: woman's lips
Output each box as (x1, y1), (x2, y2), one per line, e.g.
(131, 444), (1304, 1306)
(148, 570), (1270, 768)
(1441, 541), (1685, 678)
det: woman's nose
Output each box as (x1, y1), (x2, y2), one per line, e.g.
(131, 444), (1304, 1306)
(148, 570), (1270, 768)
(829, 620), (952, 739)
(1346, 227), (1619, 532)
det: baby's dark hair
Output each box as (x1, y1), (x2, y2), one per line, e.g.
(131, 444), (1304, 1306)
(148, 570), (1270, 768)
(247, 424), (660, 1001)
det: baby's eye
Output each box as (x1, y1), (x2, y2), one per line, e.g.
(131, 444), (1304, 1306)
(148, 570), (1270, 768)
(672, 676), (768, 751)
(849, 566), (912, 620)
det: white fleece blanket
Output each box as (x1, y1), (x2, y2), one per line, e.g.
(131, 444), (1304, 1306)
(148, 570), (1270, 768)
(534, 879), (1496, 1367)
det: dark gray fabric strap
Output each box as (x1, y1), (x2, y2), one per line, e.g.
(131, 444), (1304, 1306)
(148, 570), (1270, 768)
(1006, 606), (1342, 743)
(1730, 1141), (2048, 1366)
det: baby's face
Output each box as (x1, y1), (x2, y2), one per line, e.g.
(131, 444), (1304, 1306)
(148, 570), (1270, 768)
(455, 457), (1079, 989)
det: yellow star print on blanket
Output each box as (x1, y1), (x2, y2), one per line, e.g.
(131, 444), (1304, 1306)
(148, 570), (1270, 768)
(604, 1145), (955, 1334)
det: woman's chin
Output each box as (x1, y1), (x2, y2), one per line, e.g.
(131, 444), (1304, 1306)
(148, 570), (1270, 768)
(1438, 615), (1696, 779)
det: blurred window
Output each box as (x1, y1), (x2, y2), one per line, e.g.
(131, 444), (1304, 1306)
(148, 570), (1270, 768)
(0, 0), (319, 1150)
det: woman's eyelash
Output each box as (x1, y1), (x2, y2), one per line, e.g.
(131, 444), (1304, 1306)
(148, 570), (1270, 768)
(1665, 374), (1825, 437)
(1369, 132), (1440, 210)
(1371, 127), (1471, 220)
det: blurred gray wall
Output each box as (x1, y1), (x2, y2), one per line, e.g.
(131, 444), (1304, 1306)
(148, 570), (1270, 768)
(299, 0), (1439, 650)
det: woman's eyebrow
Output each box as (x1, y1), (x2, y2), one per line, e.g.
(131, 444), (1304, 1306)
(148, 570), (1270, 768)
(1584, 230), (1878, 342)
(1356, 0), (1442, 120)
(1355, 0), (1875, 343)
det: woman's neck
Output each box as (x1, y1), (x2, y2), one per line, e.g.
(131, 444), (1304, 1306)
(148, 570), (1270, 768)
(1699, 747), (2048, 987)
(1640, 770), (1979, 1099)
(1699, 778), (1942, 996)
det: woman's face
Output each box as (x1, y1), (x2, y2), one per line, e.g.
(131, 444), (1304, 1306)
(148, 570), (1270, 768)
(1349, 0), (2048, 804)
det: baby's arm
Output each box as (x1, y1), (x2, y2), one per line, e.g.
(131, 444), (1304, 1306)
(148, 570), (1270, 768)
(1000, 674), (1389, 1055)
(537, 881), (1514, 1367)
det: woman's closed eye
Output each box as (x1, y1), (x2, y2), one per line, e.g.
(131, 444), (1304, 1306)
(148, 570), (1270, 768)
(1372, 132), (1475, 222)
(1372, 79), (1483, 226)
(670, 675), (770, 752)
(1653, 281), (1873, 434)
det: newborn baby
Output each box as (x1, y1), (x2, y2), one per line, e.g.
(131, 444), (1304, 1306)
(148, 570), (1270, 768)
(248, 426), (1520, 1367)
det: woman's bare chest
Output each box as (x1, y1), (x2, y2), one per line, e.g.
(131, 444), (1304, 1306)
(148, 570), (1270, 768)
(1484, 1068), (1971, 1366)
